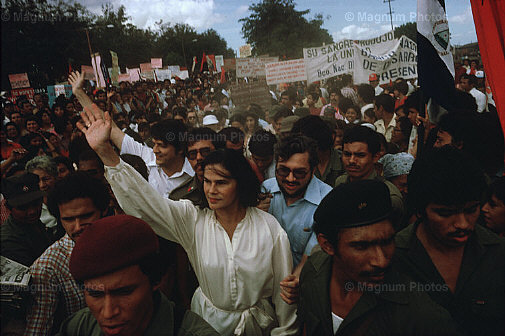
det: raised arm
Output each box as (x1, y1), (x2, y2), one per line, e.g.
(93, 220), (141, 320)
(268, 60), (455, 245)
(68, 71), (125, 150)
(72, 74), (197, 247)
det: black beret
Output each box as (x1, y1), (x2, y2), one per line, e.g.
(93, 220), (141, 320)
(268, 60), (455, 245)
(70, 215), (159, 282)
(314, 180), (392, 229)
(2, 173), (44, 207)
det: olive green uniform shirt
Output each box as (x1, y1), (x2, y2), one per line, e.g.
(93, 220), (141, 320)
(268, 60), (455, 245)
(315, 149), (344, 188)
(393, 223), (505, 336)
(56, 292), (219, 336)
(298, 251), (460, 336)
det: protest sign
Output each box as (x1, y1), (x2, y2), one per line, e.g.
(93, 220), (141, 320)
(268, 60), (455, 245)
(140, 63), (152, 73)
(353, 35), (418, 84)
(8, 73), (30, 89)
(118, 73), (131, 83)
(110, 51), (120, 84)
(239, 44), (252, 58)
(223, 58), (236, 72)
(128, 68), (141, 82)
(172, 70), (189, 80)
(265, 59), (307, 85)
(47, 85), (72, 108)
(303, 31), (397, 83)
(91, 53), (106, 88)
(230, 79), (272, 112)
(81, 65), (96, 81)
(151, 58), (162, 69)
(9, 88), (35, 103)
(167, 65), (181, 73)
(140, 70), (155, 80)
(236, 57), (279, 78)
(154, 69), (172, 81)
(215, 55), (224, 72)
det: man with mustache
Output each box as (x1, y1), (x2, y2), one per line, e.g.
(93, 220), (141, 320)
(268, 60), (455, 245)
(393, 146), (505, 335)
(335, 125), (404, 228)
(298, 180), (459, 335)
(25, 173), (111, 335)
(261, 135), (332, 304)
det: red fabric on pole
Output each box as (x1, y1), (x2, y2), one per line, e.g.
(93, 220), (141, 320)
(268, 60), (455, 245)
(200, 52), (206, 72)
(220, 68), (226, 83)
(470, 0), (505, 140)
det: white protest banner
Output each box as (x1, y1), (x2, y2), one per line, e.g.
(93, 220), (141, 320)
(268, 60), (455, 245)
(353, 35), (418, 85)
(127, 68), (141, 82)
(239, 44), (252, 58)
(167, 65), (181, 73)
(8, 73), (30, 89)
(118, 73), (131, 83)
(110, 51), (120, 84)
(154, 69), (172, 81)
(303, 31), (397, 83)
(265, 59), (307, 85)
(151, 58), (162, 69)
(215, 55), (224, 73)
(81, 65), (96, 81)
(173, 70), (189, 80)
(140, 70), (155, 80)
(236, 57), (279, 78)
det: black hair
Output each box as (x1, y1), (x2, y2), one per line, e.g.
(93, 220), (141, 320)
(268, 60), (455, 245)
(47, 172), (110, 221)
(53, 156), (74, 173)
(294, 107), (310, 118)
(78, 150), (104, 169)
(5, 122), (19, 137)
(138, 122), (150, 133)
(357, 84), (375, 104)
(201, 149), (260, 207)
(186, 127), (219, 148)
(271, 105), (293, 122)
(461, 73), (478, 87)
(292, 115), (334, 151)
(451, 90), (478, 114)
(374, 94), (395, 114)
(403, 90), (427, 113)
(437, 112), (472, 146)
(396, 116), (413, 141)
(364, 108), (377, 123)
(150, 119), (187, 153)
(229, 113), (246, 126)
(249, 130), (277, 157)
(173, 107), (188, 120)
(280, 90), (296, 102)
(394, 80), (409, 95)
(407, 146), (487, 215)
(25, 116), (40, 128)
(138, 252), (168, 286)
(146, 112), (161, 124)
(341, 74), (353, 86)
(248, 103), (265, 120)
(343, 125), (380, 155)
(338, 97), (353, 115)
(218, 127), (244, 147)
(275, 135), (319, 169)
(487, 177), (505, 204)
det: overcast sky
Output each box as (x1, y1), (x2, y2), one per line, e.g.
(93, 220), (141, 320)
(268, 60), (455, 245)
(76, 0), (478, 53)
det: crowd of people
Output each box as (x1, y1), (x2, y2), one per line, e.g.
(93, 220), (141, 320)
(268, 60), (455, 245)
(1, 57), (504, 336)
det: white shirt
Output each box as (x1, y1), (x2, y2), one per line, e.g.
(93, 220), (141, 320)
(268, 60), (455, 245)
(332, 312), (344, 333)
(374, 117), (396, 142)
(120, 134), (194, 198)
(105, 160), (298, 336)
(375, 85), (384, 96)
(469, 87), (486, 113)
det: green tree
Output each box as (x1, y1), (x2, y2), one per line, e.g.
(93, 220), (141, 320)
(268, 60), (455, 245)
(240, 0), (333, 59)
(394, 22), (417, 41)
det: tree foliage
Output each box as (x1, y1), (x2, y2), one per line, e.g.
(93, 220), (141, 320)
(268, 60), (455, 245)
(1, 0), (234, 89)
(240, 0), (333, 59)
(394, 22), (417, 42)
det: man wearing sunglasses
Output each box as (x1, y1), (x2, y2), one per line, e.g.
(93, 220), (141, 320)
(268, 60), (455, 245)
(261, 135), (332, 305)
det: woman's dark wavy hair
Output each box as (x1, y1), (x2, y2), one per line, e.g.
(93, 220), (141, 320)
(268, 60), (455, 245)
(201, 149), (260, 207)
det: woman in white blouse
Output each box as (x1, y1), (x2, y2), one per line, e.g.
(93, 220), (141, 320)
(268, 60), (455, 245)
(71, 74), (298, 335)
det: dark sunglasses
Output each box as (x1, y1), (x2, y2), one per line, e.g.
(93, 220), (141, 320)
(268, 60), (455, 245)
(276, 166), (309, 179)
(187, 147), (212, 160)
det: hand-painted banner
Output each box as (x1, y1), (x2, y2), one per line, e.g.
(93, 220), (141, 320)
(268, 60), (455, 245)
(118, 73), (131, 83)
(215, 55), (224, 73)
(353, 35), (418, 84)
(8, 73), (30, 89)
(303, 31), (398, 83)
(151, 58), (162, 69)
(127, 68), (141, 82)
(265, 59), (307, 85)
(236, 57), (279, 78)
(154, 69), (172, 81)
(140, 63), (152, 73)
(167, 65), (181, 73)
(140, 70), (155, 80)
(47, 85), (72, 108)
(239, 44), (252, 58)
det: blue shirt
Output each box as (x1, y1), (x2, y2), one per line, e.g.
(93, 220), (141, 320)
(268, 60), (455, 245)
(262, 176), (332, 268)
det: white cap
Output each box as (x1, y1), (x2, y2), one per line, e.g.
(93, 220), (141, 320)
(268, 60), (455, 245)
(170, 79), (176, 84)
(361, 123), (376, 131)
(202, 115), (219, 126)
(475, 71), (485, 78)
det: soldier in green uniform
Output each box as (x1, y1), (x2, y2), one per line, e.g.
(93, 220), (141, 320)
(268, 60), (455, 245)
(297, 180), (460, 335)
(393, 146), (505, 336)
(57, 215), (219, 336)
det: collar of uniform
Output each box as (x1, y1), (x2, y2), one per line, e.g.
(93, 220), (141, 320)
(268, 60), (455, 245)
(148, 157), (195, 178)
(143, 291), (175, 336)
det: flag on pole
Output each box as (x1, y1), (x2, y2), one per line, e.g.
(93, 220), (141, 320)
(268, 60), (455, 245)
(417, 0), (457, 111)
(220, 67), (226, 83)
(91, 53), (106, 88)
(191, 56), (197, 73)
(200, 52), (209, 72)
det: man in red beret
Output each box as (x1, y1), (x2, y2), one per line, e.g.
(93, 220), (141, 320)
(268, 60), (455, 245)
(58, 215), (218, 336)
